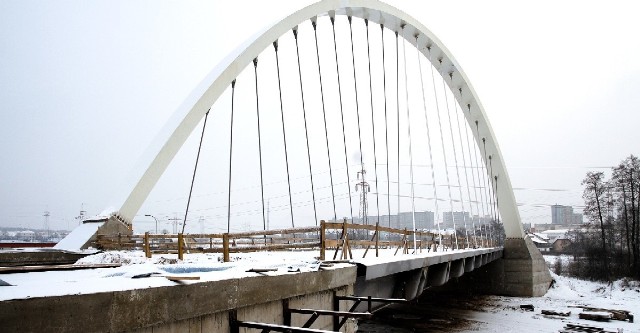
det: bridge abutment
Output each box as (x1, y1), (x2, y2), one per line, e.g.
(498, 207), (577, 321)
(449, 238), (552, 297)
(500, 237), (553, 296)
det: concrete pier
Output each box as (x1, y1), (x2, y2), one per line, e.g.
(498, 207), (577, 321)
(446, 238), (553, 297)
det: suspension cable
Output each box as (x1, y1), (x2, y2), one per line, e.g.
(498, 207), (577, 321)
(403, 32), (417, 252)
(442, 75), (468, 248)
(460, 102), (478, 248)
(488, 155), (499, 223)
(181, 108), (210, 234)
(273, 40), (295, 228)
(312, 18), (338, 222)
(474, 120), (490, 245)
(365, 19), (381, 224)
(227, 80), (236, 233)
(253, 58), (267, 232)
(481, 137), (494, 246)
(348, 16), (364, 191)
(395, 30), (401, 223)
(473, 121), (488, 246)
(293, 27), (319, 226)
(419, 46), (442, 247)
(482, 139), (496, 223)
(430, 51), (457, 249)
(330, 15), (355, 223)
(380, 23), (392, 227)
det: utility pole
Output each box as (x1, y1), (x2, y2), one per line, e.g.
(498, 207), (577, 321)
(169, 213), (180, 234)
(198, 216), (205, 234)
(76, 203), (87, 225)
(355, 163), (370, 226)
(43, 211), (50, 239)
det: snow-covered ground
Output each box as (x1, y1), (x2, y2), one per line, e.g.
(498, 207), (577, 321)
(361, 256), (639, 332)
(462, 272), (639, 332)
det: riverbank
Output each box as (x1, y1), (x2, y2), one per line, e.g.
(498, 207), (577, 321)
(358, 271), (639, 332)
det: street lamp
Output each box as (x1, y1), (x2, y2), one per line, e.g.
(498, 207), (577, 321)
(144, 214), (158, 234)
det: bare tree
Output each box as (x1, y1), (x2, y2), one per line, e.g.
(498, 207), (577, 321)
(582, 171), (610, 280)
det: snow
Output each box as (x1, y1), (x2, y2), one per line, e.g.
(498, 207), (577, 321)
(1, 249), (637, 333)
(451, 257), (640, 332)
(0, 247), (476, 301)
(0, 250), (336, 301)
(53, 221), (105, 250)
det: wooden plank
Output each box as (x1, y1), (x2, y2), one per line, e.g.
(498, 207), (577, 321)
(0, 263), (121, 274)
(165, 276), (200, 281)
(579, 312), (612, 322)
(229, 226), (320, 238)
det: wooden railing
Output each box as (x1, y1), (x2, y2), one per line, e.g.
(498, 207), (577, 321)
(95, 226), (320, 261)
(94, 221), (494, 261)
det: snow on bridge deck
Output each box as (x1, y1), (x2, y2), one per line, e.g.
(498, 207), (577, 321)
(0, 247), (499, 302)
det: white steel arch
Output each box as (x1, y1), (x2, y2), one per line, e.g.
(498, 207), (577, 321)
(112, 0), (525, 239)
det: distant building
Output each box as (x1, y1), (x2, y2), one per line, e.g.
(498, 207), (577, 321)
(442, 211), (470, 229)
(552, 238), (572, 253)
(361, 211), (434, 230)
(551, 205), (583, 225)
(572, 213), (583, 224)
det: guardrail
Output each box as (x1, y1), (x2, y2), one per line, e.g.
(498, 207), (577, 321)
(94, 220), (494, 261)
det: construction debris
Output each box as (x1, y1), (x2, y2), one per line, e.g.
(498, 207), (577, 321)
(165, 276), (200, 281)
(578, 312), (612, 322)
(559, 323), (620, 333)
(570, 306), (634, 322)
(520, 304), (535, 311)
(542, 310), (571, 316)
(246, 268), (278, 273)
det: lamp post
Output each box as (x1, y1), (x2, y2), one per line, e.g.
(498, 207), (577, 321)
(144, 214), (158, 234)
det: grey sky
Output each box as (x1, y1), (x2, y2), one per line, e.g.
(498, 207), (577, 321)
(1, 0), (639, 231)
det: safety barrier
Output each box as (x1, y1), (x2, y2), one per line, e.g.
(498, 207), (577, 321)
(94, 221), (494, 261)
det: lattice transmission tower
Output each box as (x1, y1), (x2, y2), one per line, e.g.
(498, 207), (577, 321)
(355, 163), (370, 225)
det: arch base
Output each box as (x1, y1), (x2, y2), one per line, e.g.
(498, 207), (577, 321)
(443, 237), (553, 297)
(499, 237), (554, 296)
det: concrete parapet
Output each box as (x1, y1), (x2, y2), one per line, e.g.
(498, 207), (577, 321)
(0, 266), (357, 333)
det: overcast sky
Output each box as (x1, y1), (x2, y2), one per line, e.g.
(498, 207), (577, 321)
(1, 0), (639, 231)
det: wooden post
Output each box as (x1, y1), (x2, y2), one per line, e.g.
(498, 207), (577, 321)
(177, 233), (184, 260)
(223, 233), (230, 262)
(320, 220), (326, 260)
(342, 219), (348, 260)
(375, 222), (379, 257)
(144, 232), (151, 258)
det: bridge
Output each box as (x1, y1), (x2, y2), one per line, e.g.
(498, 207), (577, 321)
(60, 0), (550, 303)
(4, 0), (552, 331)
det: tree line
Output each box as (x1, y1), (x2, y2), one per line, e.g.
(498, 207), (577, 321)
(569, 155), (639, 281)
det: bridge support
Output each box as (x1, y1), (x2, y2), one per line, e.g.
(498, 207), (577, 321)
(500, 237), (553, 296)
(454, 237), (552, 297)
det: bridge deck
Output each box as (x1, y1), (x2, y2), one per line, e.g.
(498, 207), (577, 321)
(0, 248), (501, 302)
(349, 247), (502, 280)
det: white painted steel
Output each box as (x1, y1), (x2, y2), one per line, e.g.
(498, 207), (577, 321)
(113, 0), (525, 239)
